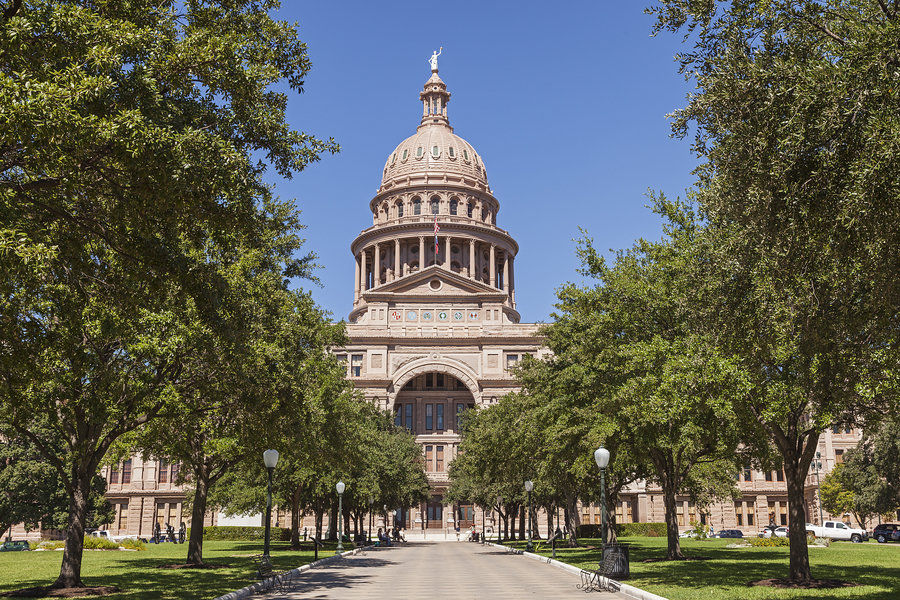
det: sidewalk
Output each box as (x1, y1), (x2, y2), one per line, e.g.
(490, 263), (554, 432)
(266, 541), (625, 599)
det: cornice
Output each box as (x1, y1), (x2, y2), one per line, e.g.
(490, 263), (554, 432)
(351, 220), (519, 255)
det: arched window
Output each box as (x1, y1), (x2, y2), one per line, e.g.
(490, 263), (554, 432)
(413, 197), (421, 215)
(416, 146), (424, 158)
(432, 145), (440, 158)
(397, 201), (404, 218)
(431, 197), (440, 215)
(449, 198), (458, 215)
(467, 201), (474, 218)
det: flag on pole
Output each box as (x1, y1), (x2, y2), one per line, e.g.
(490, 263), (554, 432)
(434, 216), (440, 256)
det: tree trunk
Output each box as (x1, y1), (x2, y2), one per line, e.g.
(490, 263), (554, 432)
(53, 470), (92, 588)
(783, 442), (814, 582)
(290, 485), (302, 550)
(314, 509), (323, 541)
(565, 491), (579, 547)
(518, 504), (526, 540)
(186, 469), (210, 565)
(661, 474), (684, 560)
(502, 510), (508, 540)
(605, 492), (619, 545)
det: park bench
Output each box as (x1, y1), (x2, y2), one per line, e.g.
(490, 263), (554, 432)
(577, 544), (629, 593)
(251, 554), (295, 594)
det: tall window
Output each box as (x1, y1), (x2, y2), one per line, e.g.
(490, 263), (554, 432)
(171, 462), (179, 483)
(394, 405), (402, 427)
(413, 198), (421, 215)
(835, 449), (844, 463)
(735, 502), (743, 526)
(122, 459), (132, 484)
(405, 404), (413, 431)
(350, 354), (362, 377)
(110, 464), (120, 484)
(449, 199), (458, 215)
(425, 445), (433, 470)
(431, 197), (440, 214)
(436, 445), (444, 471)
(158, 459), (168, 484)
(426, 404), (433, 430)
(456, 403), (465, 429)
(467, 202), (474, 218)
(117, 503), (128, 531)
(156, 502), (166, 526)
(397, 202), (404, 217)
(436, 404), (444, 430)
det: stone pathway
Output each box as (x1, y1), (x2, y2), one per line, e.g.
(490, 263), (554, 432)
(267, 541), (625, 599)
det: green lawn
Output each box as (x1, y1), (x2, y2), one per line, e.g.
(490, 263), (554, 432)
(503, 537), (900, 600)
(0, 540), (335, 599)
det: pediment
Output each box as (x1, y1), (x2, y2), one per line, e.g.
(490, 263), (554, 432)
(362, 265), (505, 299)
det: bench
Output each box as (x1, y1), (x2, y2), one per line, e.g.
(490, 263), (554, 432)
(251, 554), (295, 594)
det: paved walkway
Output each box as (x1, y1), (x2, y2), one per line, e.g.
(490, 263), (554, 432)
(266, 542), (625, 599)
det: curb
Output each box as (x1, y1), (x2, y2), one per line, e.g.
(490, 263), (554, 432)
(483, 542), (668, 600)
(212, 545), (375, 600)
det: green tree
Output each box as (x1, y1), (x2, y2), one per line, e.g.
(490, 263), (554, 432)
(651, 0), (900, 581)
(0, 0), (336, 588)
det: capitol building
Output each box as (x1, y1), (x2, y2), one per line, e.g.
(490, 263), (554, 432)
(7, 59), (863, 543)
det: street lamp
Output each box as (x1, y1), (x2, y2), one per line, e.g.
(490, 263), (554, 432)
(336, 481), (345, 552)
(368, 496), (374, 543)
(525, 480), (534, 552)
(814, 451), (824, 525)
(594, 446), (610, 551)
(262, 449), (279, 557)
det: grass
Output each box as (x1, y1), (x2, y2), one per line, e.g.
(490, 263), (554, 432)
(502, 537), (900, 599)
(0, 540), (336, 599)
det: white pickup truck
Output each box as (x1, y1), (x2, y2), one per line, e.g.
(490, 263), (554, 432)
(89, 530), (143, 543)
(805, 521), (868, 543)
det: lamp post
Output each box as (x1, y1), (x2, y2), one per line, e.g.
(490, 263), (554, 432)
(496, 496), (503, 543)
(368, 496), (374, 543)
(384, 504), (388, 530)
(594, 446), (610, 551)
(814, 451), (824, 525)
(336, 481), (345, 552)
(525, 480), (534, 552)
(262, 449), (280, 556)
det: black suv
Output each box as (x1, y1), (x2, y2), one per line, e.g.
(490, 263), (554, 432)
(872, 523), (900, 543)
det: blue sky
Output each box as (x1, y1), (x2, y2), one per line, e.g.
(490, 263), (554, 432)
(270, 1), (699, 323)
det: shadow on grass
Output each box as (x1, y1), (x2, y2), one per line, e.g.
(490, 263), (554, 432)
(537, 538), (900, 600)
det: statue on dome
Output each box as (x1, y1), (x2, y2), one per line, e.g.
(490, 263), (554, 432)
(428, 47), (442, 72)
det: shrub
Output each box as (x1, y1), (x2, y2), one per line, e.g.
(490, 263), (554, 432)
(615, 522), (668, 537)
(37, 540), (65, 550)
(120, 538), (147, 551)
(186, 526), (291, 541)
(748, 536), (791, 547)
(83, 536), (120, 550)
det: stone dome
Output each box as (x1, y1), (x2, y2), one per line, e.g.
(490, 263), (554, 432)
(379, 71), (489, 192)
(381, 127), (488, 188)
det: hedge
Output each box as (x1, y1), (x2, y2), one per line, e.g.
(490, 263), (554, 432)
(185, 526), (291, 541)
(575, 522), (667, 538)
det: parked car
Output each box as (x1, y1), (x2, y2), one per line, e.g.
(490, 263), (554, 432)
(872, 523), (900, 544)
(0, 540), (30, 552)
(679, 530), (697, 538)
(758, 525), (778, 538)
(717, 529), (744, 538)
(806, 520), (868, 543)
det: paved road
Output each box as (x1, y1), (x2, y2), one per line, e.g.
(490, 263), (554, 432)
(267, 542), (625, 599)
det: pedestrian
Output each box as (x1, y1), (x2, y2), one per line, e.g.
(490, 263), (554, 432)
(455, 523), (460, 541)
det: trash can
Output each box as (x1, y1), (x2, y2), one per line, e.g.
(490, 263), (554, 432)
(601, 543), (630, 579)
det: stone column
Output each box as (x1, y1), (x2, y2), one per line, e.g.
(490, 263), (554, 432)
(374, 243), (381, 287)
(395, 238), (401, 280)
(354, 254), (360, 302)
(360, 248), (367, 291)
(445, 236), (451, 268)
(419, 236), (425, 271)
(469, 238), (476, 279)
(489, 244), (496, 287)
(403, 240), (409, 276)
(502, 251), (509, 296)
(509, 255), (516, 306)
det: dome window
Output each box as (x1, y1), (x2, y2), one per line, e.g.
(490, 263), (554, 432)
(449, 198), (458, 215)
(430, 197), (440, 215)
(449, 147), (455, 158)
(432, 146), (439, 158)
(402, 149), (408, 160)
(413, 198), (421, 215)
(467, 202), (474, 218)
(391, 153), (397, 164)
(463, 149), (470, 161)
(397, 202), (404, 217)
(416, 147), (424, 158)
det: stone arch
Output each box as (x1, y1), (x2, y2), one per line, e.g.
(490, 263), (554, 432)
(390, 357), (481, 405)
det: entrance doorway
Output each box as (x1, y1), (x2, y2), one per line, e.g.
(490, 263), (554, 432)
(426, 495), (443, 529)
(457, 504), (475, 528)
